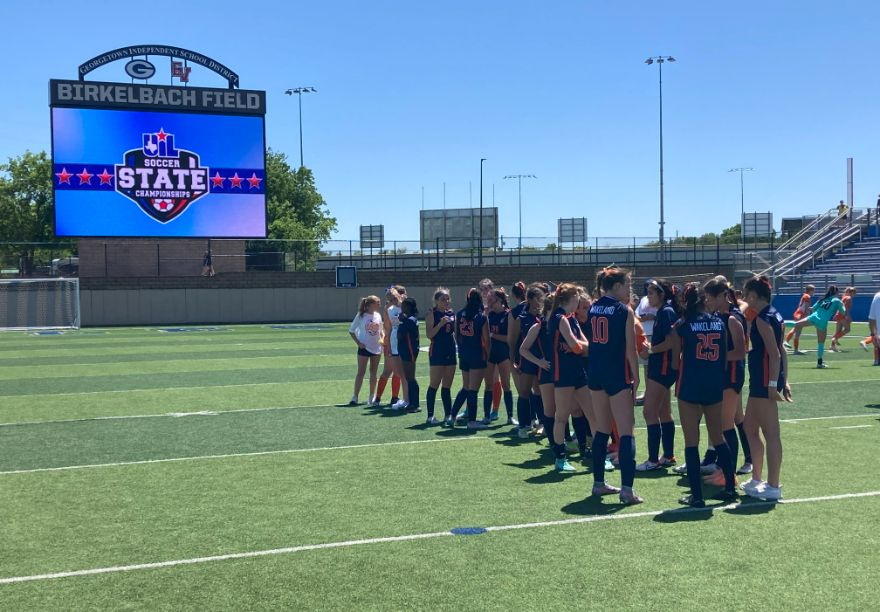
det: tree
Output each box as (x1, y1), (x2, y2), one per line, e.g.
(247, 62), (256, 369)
(0, 151), (72, 275)
(260, 149), (337, 270)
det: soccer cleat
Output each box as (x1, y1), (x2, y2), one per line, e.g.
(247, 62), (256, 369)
(592, 483), (621, 496)
(782, 340), (792, 350)
(444, 417), (454, 428)
(467, 421), (489, 430)
(700, 462), (718, 475)
(672, 464), (688, 475)
(740, 478), (765, 495)
(736, 462), (753, 475)
(388, 397), (399, 406)
(347, 400), (359, 407)
(489, 411), (500, 421)
(714, 489), (740, 502)
(507, 417), (519, 426)
(580, 446), (593, 460)
(755, 484), (783, 501)
(859, 339), (869, 352)
(517, 427), (531, 439)
(555, 458), (577, 473)
(678, 494), (706, 508)
(391, 400), (408, 410)
(816, 363), (829, 369)
(619, 489), (644, 505)
(636, 460), (662, 472)
(605, 457), (616, 472)
(793, 350), (806, 356)
(658, 455), (677, 467)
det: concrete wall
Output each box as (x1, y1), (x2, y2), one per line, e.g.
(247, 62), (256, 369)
(80, 264), (731, 326)
(79, 239), (246, 278)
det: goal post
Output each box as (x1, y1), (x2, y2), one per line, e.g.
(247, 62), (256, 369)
(0, 278), (81, 331)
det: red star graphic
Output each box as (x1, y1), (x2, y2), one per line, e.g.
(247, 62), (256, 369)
(98, 168), (113, 185)
(229, 172), (243, 188)
(247, 173), (262, 189)
(211, 172), (226, 188)
(77, 168), (93, 185)
(157, 128), (168, 142)
(55, 167), (72, 184)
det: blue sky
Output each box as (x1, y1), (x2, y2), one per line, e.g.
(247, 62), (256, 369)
(3, 1), (879, 243)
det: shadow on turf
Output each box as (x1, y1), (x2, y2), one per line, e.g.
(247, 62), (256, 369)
(561, 496), (627, 516)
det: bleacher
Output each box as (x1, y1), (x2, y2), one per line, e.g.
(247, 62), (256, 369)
(779, 235), (880, 294)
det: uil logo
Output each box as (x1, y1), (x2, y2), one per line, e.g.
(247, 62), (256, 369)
(115, 128), (209, 223)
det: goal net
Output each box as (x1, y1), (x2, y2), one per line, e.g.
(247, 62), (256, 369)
(0, 278), (80, 330)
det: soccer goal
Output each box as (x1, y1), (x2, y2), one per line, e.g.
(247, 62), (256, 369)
(0, 278), (80, 330)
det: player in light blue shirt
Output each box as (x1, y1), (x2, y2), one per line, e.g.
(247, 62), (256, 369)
(788, 285), (846, 368)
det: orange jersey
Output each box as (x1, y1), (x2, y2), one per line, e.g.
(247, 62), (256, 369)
(834, 295), (852, 322)
(793, 293), (811, 320)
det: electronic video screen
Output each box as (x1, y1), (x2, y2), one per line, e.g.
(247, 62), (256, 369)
(51, 107), (266, 237)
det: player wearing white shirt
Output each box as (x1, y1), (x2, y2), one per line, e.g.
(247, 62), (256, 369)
(348, 295), (384, 405)
(635, 281), (659, 403)
(867, 290), (880, 365)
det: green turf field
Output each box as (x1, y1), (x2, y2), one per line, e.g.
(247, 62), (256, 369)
(0, 323), (877, 610)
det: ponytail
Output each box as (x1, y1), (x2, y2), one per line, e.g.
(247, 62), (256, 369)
(512, 281), (527, 301)
(464, 288), (482, 319)
(551, 283), (579, 312)
(359, 295), (380, 316)
(682, 283), (704, 319)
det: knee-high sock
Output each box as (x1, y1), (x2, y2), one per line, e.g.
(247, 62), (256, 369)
(543, 416), (556, 446)
(875, 344), (880, 363)
(483, 390), (493, 419)
(685, 446), (703, 501)
(408, 379), (420, 408)
(714, 441), (736, 493)
(441, 387), (452, 419)
(723, 428), (739, 472)
(817, 342), (825, 363)
(571, 415), (589, 452)
(391, 375), (401, 399)
(619, 435), (636, 488)
(736, 422), (752, 463)
(584, 418), (593, 439)
(516, 397), (530, 430)
(503, 390), (514, 419)
(376, 376), (389, 401)
(426, 386), (438, 419)
(661, 421), (676, 458)
(703, 447), (717, 465)
(646, 423), (662, 462)
(592, 431), (610, 483)
(452, 389), (467, 420)
(493, 381), (502, 409)
(466, 390), (479, 422)
(530, 393), (544, 423)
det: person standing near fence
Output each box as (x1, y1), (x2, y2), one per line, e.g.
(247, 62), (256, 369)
(201, 249), (215, 277)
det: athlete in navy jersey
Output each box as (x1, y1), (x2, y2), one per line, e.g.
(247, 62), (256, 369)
(638, 279), (680, 472)
(702, 277), (752, 481)
(740, 276), (790, 501)
(425, 288), (457, 426)
(585, 268), (643, 505)
(512, 285), (547, 437)
(485, 290), (515, 424)
(396, 298), (421, 413)
(453, 288), (490, 430)
(671, 285), (736, 507)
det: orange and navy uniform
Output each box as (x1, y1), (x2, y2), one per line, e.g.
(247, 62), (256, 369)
(585, 295), (633, 396)
(748, 305), (786, 399)
(397, 314), (420, 362)
(428, 309), (456, 366)
(647, 303), (678, 388)
(549, 309), (587, 389)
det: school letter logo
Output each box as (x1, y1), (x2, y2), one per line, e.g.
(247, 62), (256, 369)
(115, 128), (209, 223)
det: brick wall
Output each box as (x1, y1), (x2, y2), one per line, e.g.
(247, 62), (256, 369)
(79, 239), (246, 278)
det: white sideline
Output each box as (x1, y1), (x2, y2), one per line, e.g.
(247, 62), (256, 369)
(0, 490), (877, 586)
(829, 424), (873, 430)
(0, 437), (487, 477)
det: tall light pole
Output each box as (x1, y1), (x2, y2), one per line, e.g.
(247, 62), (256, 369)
(284, 87), (317, 168)
(503, 174), (536, 254)
(729, 167), (755, 247)
(479, 158), (486, 265)
(645, 56), (675, 260)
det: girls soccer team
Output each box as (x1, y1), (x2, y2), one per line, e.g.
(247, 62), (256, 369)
(348, 270), (794, 505)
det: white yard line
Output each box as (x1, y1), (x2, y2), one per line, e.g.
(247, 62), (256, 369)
(0, 490), (877, 586)
(829, 424), (873, 430)
(0, 437), (488, 477)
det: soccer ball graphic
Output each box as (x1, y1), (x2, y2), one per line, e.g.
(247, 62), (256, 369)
(152, 199), (175, 212)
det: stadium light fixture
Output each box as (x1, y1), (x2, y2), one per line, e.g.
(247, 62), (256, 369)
(729, 167), (756, 247)
(645, 55), (676, 261)
(503, 174), (537, 255)
(284, 87), (317, 168)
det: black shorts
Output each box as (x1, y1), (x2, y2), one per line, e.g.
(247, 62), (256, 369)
(459, 354), (487, 372)
(539, 366), (554, 386)
(554, 365), (587, 389)
(677, 386), (723, 406)
(429, 352), (456, 367)
(519, 358), (539, 376)
(588, 377), (633, 397)
(488, 343), (510, 364)
(724, 363), (745, 394)
(358, 348), (380, 358)
(647, 367), (678, 389)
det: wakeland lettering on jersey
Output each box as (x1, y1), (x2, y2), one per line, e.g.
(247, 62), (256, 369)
(689, 320), (724, 332)
(50, 80), (265, 115)
(590, 305), (617, 315)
